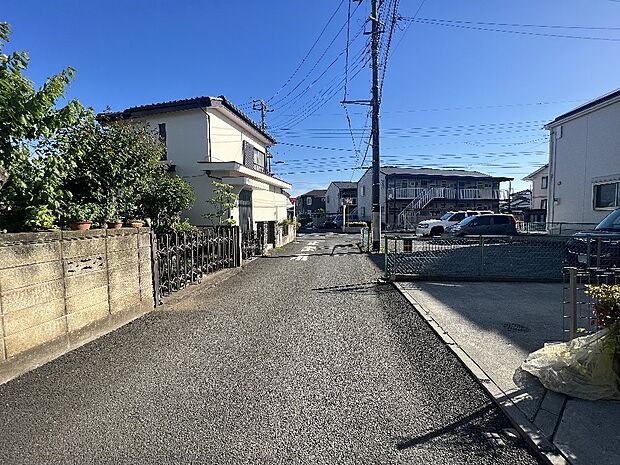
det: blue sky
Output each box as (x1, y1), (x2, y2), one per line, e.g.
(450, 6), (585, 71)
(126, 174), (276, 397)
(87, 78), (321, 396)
(4, 0), (620, 195)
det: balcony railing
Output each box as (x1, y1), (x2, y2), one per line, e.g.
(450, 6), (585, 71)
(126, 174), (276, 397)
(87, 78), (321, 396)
(389, 187), (504, 201)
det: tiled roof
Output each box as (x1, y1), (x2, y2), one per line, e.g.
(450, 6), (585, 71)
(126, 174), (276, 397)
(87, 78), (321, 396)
(331, 181), (357, 189)
(301, 189), (327, 197)
(379, 166), (512, 180)
(101, 95), (276, 144)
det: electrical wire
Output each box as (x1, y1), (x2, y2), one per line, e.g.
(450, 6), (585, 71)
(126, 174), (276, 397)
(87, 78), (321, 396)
(401, 17), (620, 42)
(266, 0), (347, 103)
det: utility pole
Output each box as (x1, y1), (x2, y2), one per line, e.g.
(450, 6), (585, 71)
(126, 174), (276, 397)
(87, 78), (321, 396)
(341, 0), (382, 250)
(253, 99), (274, 173)
(370, 0), (381, 251)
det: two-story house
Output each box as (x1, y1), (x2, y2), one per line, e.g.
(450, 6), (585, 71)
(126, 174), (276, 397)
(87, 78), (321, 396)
(325, 182), (358, 216)
(522, 164), (549, 223)
(545, 87), (620, 230)
(106, 96), (292, 234)
(297, 189), (327, 216)
(357, 166), (511, 229)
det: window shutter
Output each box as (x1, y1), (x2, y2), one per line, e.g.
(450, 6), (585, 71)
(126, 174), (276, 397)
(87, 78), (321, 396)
(243, 141), (254, 169)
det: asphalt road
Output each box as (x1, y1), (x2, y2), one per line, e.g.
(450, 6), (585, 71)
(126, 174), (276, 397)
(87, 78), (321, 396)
(0, 232), (542, 464)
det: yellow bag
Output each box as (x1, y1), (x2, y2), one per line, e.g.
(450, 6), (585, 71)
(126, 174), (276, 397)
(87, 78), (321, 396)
(522, 323), (620, 401)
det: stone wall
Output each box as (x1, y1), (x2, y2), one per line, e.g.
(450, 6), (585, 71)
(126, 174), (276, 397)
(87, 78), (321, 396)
(0, 228), (154, 384)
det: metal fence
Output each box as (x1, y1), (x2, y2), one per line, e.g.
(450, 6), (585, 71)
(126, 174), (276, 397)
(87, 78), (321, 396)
(384, 234), (569, 281)
(153, 226), (241, 303)
(562, 267), (620, 341)
(241, 229), (264, 260)
(516, 221), (599, 235)
(359, 227), (371, 252)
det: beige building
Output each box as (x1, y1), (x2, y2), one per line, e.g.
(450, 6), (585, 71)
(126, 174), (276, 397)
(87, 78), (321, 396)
(108, 96), (292, 232)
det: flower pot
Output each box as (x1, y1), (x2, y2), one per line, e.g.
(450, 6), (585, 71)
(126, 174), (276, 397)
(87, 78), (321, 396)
(129, 221), (144, 228)
(70, 221), (93, 231)
(107, 222), (123, 229)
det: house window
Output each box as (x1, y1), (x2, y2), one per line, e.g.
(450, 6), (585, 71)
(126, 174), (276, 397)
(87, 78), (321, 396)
(361, 185), (366, 196)
(541, 199), (548, 210)
(541, 176), (548, 189)
(401, 180), (407, 189)
(253, 148), (266, 172)
(594, 182), (619, 209)
(158, 123), (167, 160)
(361, 206), (366, 217)
(306, 197), (312, 206)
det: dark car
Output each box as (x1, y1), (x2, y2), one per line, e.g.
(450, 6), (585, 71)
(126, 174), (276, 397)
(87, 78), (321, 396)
(448, 214), (517, 237)
(566, 208), (620, 268)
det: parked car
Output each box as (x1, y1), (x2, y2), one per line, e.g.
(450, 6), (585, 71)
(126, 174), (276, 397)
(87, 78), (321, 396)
(416, 210), (493, 236)
(448, 214), (518, 237)
(566, 208), (620, 268)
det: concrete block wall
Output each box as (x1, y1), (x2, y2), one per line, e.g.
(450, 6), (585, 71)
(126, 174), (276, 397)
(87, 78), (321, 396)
(0, 228), (154, 384)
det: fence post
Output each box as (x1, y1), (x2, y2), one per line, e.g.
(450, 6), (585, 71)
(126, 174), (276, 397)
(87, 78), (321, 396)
(596, 237), (602, 268)
(150, 231), (161, 307)
(479, 236), (484, 277)
(569, 267), (578, 340)
(384, 235), (389, 278)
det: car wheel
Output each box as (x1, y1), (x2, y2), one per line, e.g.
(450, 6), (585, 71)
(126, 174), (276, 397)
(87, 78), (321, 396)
(430, 226), (444, 236)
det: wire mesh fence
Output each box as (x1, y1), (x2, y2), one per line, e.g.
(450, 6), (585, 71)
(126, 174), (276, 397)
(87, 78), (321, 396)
(359, 227), (371, 252)
(384, 234), (569, 281)
(562, 267), (620, 341)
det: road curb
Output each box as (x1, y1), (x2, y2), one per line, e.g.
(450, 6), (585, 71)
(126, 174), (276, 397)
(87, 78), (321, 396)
(393, 282), (572, 465)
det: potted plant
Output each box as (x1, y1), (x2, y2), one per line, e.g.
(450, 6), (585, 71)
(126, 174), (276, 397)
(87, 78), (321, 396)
(104, 202), (123, 229)
(66, 203), (101, 231)
(128, 218), (145, 228)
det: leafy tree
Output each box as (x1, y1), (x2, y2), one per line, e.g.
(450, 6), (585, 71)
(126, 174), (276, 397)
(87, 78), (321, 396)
(0, 22), (82, 230)
(62, 115), (194, 230)
(203, 181), (238, 226)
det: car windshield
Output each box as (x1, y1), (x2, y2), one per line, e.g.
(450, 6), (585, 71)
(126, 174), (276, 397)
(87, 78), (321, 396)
(459, 215), (478, 225)
(595, 209), (620, 231)
(440, 212), (453, 220)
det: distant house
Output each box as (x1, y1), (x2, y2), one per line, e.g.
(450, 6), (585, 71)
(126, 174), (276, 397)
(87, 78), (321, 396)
(325, 181), (358, 216)
(500, 189), (532, 215)
(545, 88), (620, 230)
(106, 96), (292, 237)
(357, 166), (511, 229)
(522, 164), (549, 223)
(297, 189), (326, 216)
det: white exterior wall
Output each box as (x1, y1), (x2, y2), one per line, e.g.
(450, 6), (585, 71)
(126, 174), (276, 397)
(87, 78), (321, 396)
(549, 98), (620, 225)
(325, 183), (340, 215)
(357, 170), (372, 221)
(251, 189), (289, 225)
(207, 108), (267, 166)
(356, 169), (386, 222)
(134, 105), (288, 228)
(139, 110), (210, 224)
(526, 166), (549, 210)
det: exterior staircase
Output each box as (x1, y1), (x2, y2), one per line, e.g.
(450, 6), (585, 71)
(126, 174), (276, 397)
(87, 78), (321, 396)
(398, 187), (456, 230)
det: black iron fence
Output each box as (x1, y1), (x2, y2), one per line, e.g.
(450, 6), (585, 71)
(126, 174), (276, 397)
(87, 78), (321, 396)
(241, 228), (263, 260)
(153, 226), (242, 304)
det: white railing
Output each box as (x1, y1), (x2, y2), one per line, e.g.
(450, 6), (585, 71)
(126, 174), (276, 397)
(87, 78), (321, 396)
(389, 187), (427, 199)
(458, 188), (505, 200)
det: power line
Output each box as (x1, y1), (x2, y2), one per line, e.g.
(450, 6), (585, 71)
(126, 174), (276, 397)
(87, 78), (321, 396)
(413, 17), (620, 31)
(269, 0), (365, 109)
(271, 98), (586, 117)
(269, 44), (369, 127)
(401, 17), (620, 42)
(267, 0), (347, 103)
